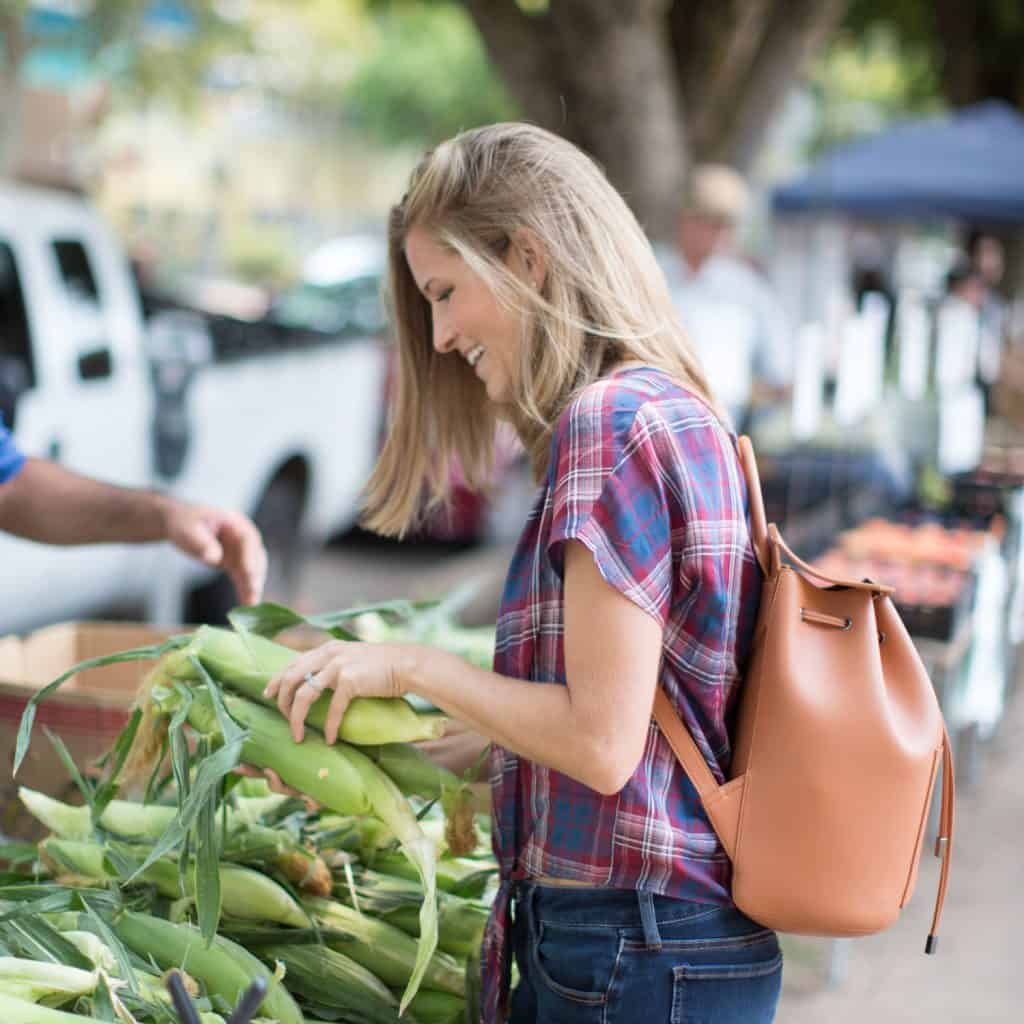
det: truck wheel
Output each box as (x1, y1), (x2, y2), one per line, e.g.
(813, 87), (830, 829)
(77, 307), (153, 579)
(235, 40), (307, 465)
(252, 474), (308, 604)
(185, 474), (307, 624)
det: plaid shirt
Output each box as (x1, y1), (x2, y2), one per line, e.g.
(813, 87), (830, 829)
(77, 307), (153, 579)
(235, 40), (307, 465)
(480, 367), (763, 1022)
(0, 418), (25, 484)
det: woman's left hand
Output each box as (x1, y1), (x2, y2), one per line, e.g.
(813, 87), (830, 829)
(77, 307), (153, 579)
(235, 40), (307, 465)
(263, 640), (417, 744)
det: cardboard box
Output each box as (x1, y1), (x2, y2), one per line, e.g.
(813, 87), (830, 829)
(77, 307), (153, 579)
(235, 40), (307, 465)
(0, 622), (179, 840)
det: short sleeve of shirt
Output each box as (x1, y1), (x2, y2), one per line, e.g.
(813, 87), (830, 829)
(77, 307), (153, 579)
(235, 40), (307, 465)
(0, 417), (26, 484)
(547, 383), (673, 628)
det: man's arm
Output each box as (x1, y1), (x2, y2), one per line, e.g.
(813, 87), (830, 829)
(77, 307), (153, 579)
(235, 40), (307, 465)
(0, 458), (268, 605)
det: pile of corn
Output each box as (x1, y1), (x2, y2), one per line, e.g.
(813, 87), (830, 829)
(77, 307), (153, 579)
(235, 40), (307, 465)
(1, 602), (498, 1024)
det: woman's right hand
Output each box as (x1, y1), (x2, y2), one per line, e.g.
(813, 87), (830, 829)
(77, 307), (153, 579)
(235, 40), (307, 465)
(416, 718), (491, 780)
(232, 763), (319, 810)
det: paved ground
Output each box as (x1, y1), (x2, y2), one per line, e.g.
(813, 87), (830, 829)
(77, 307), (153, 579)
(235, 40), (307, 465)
(303, 534), (1022, 1024)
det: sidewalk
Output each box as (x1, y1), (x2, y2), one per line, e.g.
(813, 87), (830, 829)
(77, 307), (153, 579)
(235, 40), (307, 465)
(777, 688), (1023, 1023)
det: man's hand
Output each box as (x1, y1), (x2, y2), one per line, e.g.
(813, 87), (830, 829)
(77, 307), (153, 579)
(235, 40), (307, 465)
(163, 501), (268, 606)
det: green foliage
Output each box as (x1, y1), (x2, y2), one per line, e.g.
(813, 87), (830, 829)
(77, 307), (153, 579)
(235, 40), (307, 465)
(345, 4), (518, 147)
(806, 22), (944, 157)
(842, 0), (1024, 108)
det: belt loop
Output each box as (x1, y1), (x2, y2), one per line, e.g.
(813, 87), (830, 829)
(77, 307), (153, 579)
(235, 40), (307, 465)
(637, 890), (662, 951)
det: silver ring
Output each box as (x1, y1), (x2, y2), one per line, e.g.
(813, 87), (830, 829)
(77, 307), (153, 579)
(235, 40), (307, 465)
(303, 672), (324, 693)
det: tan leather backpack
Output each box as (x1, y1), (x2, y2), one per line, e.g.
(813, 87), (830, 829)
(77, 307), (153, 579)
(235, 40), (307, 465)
(654, 435), (954, 953)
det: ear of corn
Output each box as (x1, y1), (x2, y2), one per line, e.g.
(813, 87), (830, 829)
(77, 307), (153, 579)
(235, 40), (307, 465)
(10, 597), (496, 1024)
(110, 911), (303, 1024)
(39, 839), (311, 930)
(0, 957), (99, 1006)
(187, 690), (439, 1015)
(303, 897), (464, 996)
(182, 627), (447, 744)
(359, 745), (478, 856)
(397, 989), (466, 1024)
(368, 850), (496, 899)
(257, 943), (402, 1024)
(0, 991), (103, 1024)
(331, 866), (489, 958)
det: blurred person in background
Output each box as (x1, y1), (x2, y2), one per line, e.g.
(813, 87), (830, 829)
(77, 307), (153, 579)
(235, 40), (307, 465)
(968, 231), (1010, 388)
(0, 417), (267, 606)
(658, 163), (793, 432)
(262, 123), (779, 1024)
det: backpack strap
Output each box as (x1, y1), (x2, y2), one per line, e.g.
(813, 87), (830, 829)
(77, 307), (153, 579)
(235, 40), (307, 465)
(652, 689), (742, 860)
(769, 524), (896, 595)
(926, 726), (955, 953)
(736, 435), (771, 577)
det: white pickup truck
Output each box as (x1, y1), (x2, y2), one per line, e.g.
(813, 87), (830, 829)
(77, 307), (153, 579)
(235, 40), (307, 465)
(0, 182), (388, 632)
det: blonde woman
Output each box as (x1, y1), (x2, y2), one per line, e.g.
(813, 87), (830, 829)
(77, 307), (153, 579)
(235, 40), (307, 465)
(265, 123), (781, 1023)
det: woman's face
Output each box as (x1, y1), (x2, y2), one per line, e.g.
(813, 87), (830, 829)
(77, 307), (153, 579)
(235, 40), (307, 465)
(404, 224), (533, 407)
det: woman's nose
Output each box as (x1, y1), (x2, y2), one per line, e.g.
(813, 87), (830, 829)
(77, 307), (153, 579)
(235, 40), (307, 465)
(432, 310), (457, 353)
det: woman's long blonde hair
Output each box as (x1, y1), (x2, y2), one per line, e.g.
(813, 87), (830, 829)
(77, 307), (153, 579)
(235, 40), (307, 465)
(362, 122), (722, 537)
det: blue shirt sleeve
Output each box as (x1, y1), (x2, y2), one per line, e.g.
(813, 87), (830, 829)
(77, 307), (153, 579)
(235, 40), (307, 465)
(0, 416), (26, 484)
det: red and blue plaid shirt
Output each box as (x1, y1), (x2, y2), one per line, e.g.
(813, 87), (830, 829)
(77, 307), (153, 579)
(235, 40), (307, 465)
(480, 367), (763, 1022)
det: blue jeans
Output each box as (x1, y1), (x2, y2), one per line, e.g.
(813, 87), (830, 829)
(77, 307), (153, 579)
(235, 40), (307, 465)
(508, 883), (782, 1024)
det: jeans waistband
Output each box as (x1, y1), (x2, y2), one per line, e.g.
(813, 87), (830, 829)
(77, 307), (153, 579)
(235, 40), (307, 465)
(513, 882), (729, 949)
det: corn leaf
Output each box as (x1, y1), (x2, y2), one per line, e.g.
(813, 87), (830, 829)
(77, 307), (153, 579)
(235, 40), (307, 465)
(0, 915), (93, 969)
(79, 896), (140, 997)
(42, 728), (94, 810)
(0, 845), (40, 871)
(195, 748), (222, 946)
(143, 733), (171, 805)
(92, 709), (143, 820)
(14, 636), (192, 776)
(228, 599), (436, 642)
(0, 885), (117, 912)
(90, 972), (117, 1022)
(125, 731), (246, 883)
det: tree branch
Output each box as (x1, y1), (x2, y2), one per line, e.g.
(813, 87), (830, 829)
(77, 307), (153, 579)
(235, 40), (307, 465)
(694, 0), (849, 171)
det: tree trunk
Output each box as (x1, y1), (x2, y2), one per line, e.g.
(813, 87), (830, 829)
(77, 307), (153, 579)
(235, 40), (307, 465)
(669, 0), (849, 172)
(464, 0), (847, 238)
(934, 0), (1024, 110)
(464, 0), (687, 239)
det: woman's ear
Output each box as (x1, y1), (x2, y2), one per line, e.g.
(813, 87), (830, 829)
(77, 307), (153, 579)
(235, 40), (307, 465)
(511, 228), (547, 291)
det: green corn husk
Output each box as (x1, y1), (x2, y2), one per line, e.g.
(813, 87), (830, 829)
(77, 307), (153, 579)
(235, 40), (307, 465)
(396, 989), (466, 1024)
(19, 788), (286, 843)
(257, 944), (401, 1024)
(332, 867), (488, 958)
(221, 827), (333, 898)
(0, 991), (103, 1024)
(40, 838), (310, 929)
(355, 612), (496, 672)
(304, 897), (464, 997)
(17, 789), (177, 843)
(316, 815), (397, 859)
(368, 850), (496, 899)
(111, 911), (302, 1024)
(59, 933), (116, 974)
(359, 745), (477, 857)
(179, 627), (447, 745)
(186, 691), (438, 1015)
(22, 790), (332, 899)
(0, 958), (99, 1006)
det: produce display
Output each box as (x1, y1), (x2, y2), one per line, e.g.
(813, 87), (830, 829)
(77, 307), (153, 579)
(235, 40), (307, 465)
(814, 518), (992, 640)
(0, 601), (498, 1024)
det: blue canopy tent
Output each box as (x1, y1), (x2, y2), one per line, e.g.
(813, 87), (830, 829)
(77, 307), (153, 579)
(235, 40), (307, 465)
(773, 101), (1024, 225)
